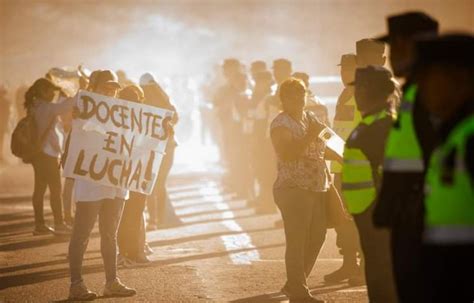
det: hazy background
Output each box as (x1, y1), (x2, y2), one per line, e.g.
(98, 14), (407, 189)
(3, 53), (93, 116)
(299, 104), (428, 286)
(1, 0), (473, 86)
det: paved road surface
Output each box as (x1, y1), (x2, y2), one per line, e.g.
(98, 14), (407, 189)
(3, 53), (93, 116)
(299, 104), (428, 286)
(0, 171), (368, 302)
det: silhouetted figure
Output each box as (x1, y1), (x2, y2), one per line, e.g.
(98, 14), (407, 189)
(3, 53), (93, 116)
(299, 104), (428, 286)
(213, 59), (252, 197)
(414, 34), (474, 303)
(248, 70), (277, 213)
(342, 66), (398, 302)
(271, 77), (340, 303)
(213, 58), (244, 170)
(140, 72), (181, 229)
(325, 54), (363, 285)
(374, 12), (439, 303)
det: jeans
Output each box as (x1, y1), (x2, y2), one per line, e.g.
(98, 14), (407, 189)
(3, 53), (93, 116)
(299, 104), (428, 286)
(117, 192), (147, 259)
(273, 187), (327, 299)
(68, 198), (124, 285)
(32, 152), (63, 227)
(353, 203), (397, 303)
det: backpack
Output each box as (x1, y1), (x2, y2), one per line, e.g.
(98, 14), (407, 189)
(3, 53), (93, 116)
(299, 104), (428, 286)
(11, 112), (54, 163)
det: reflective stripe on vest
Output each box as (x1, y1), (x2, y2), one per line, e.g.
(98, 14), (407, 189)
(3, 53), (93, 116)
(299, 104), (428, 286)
(341, 111), (386, 214)
(384, 85), (424, 172)
(331, 96), (361, 173)
(424, 226), (474, 244)
(424, 115), (474, 244)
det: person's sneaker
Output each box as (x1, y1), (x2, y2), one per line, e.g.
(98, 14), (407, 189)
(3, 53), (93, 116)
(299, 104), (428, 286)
(144, 243), (154, 255)
(103, 279), (136, 297)
(68, 282), (98, 301)
(54, 223), (72, 236)
(32, 225), (54, 236)
(324, 264), (359, 283)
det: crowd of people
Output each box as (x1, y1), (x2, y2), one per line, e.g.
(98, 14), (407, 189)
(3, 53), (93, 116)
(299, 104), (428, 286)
(207, 10), (473, 303)
(0, 8), (472, 303)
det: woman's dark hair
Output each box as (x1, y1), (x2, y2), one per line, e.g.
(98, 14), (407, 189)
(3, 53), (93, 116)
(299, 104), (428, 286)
(23, 84), (37, 110)
(279, 77), (306, 108)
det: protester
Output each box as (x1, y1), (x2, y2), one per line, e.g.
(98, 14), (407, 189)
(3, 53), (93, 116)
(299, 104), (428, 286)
(116, 84), (152, 267)
(68, 70), (136, 300)
(373, 12), (439, 302)
(22, 78), (73, 235)
(213, 59), (245, 178)
(341, 66), (397, 302)
(271, 77), (341, 303)
(248, 70), (276, 213)
(140, 72), (180, 229)
(413, 34), (474, 303)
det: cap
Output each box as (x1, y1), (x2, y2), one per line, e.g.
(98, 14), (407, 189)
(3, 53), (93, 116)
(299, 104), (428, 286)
(272, 58), (292, 70)
(251, 60), (267, 72)
(350, 65), (393, 91)
(338, 53), (357, 66)
(139, 72), (157, 86)
(253, 70), (274, 83)
(414, 33), (474, 69)
(292, 72), (310, 87)
(376, 11), (439, 42)
(89, 70), (121, 89)
(356, 39), (385, 55)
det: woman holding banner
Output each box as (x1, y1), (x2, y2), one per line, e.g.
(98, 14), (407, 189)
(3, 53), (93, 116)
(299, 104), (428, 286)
(67, 70), (136, 301)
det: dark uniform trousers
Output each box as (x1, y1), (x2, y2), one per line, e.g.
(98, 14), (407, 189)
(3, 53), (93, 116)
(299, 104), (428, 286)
(354, 202), (397, 303)
(379, 172), (425, 303)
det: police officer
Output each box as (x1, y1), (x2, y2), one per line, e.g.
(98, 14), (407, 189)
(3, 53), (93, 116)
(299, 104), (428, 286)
(374, 12), (439, 303)
(414, 34), (474, 303)
(325, 54), (363, 285)
(342, 66), (398, 302)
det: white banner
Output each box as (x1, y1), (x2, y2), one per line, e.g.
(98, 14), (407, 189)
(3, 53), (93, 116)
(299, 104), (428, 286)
(63, 90), (174, 194)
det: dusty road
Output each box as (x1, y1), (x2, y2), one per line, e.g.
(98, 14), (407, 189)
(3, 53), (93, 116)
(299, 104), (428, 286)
(0, 165), (367, 302)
